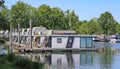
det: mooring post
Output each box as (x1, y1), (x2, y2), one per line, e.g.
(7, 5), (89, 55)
(29, 19), (32, 50)
(18, 23), (20, 47)
(10, 25), (12, 53)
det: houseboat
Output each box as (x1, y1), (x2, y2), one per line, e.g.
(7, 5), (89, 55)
(32, 30), (96, 51)
(10, 27), (97, 51)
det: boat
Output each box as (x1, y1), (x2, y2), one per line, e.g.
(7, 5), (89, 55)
(92, 35), (110, 42)
(10, 27), (97, 51)
(92, 36), (100, 42)
(109, 34), (120, 43)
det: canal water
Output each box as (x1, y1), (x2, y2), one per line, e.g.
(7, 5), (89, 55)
(19, 42), (120, 69)
(1, 42), (120, 69)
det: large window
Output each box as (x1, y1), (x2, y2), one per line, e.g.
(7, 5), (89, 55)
(80, 37), (93, 48)
(80, 37), (86, 48)
(86, 38), (92, 48)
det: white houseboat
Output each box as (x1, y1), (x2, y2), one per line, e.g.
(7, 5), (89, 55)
(11, 27), (97, 51)
(44, 35), (95, 49)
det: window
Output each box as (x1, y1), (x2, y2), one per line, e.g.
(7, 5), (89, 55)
(69, 38), (72, 43)
(86, 38), (92, 48)
(80, 37), (93, 48)
(80, 37), (86, 48)
(57, 38), (62, 43)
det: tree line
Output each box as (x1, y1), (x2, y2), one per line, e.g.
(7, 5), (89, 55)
(0, 1), (120, 35)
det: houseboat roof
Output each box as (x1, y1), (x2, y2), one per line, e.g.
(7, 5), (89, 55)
(50, 35), (96, 37)
(52, 30), (76, 35)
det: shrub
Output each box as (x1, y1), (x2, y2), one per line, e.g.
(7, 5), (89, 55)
(7, 53), (16, 62)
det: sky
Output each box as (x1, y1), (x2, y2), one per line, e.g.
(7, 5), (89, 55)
(4, 0), (120, 23)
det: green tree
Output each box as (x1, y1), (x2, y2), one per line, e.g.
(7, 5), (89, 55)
(98, 12), (116, 35)
(30, 8), (39, 27)
(87, 18), (103, 34)
(37, 4), (68, 30)
(65, 10), (79, 30)
(0, 6), (10, 30)
(77, 21), (89, 34)
(116, 24), (120, 34)
(49, 7), (66, 30)
(37, 4), (52, 29)
(10, 1), (34, 28)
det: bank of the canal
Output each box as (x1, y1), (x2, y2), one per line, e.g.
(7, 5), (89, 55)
(0, 53), (43, 69)
(0, 44), (44, 69)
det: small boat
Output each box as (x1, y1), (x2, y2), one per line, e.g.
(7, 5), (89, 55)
(93, 36), (110, 42)
(110, 34), (120, 43)
(93, 36), (100, 42)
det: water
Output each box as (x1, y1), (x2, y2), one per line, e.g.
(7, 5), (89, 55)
(1, 42), (120, 69)
(17, 42), (120, 69)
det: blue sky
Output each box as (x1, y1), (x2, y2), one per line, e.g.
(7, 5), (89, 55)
(5, 0), (120, 23)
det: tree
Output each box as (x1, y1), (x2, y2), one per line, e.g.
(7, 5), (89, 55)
(65, 10), (79, 30)
(10, 1), (34, 28)
(0, 6), (10, 30)
(87, 18), (103, 34)
(37, 5), (68, 30)
(76, 18), (103, 35)
(98, 12), (116, 35)
(49, 7), (66, 30)
(116, 24), (120, 34)
(77, 21), (89, 34)
(37, 4), (52, 29)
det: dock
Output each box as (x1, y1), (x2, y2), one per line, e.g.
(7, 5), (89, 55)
(32, 47), (98, 52)
(15, 47), (99, 52)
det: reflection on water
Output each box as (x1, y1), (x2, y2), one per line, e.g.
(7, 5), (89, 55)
(99, 46), (115, 69)
(20, 52), (95, 69)
(0, 42), (118, 69)
(18, 43), (120, 69)
(19, 49), (115, 69)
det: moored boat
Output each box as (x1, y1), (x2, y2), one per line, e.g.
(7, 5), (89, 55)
(110, 34), (120, 43)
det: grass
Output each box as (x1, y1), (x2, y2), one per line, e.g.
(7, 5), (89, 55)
(0, 53), (43, 69)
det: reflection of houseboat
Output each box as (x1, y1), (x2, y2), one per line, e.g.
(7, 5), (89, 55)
(110, 34), (120, 43)
(20, 52), (94, 69)
(10, 27), (97, 51)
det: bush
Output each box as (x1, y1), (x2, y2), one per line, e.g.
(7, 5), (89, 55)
(14, 56), (31, 67)
(0, 53), (44, 69)
(7, 53), (16, 62)
(31, 62), (43, 69)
